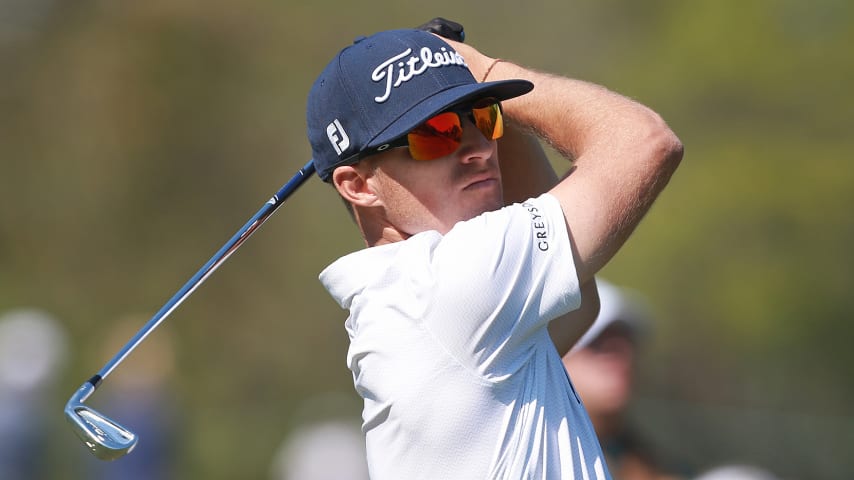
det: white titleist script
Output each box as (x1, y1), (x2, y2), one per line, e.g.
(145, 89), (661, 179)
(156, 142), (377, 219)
(371, 46), (467, 103)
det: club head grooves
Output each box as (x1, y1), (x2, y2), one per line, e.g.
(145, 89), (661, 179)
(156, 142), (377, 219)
(64, 382), (138, 461)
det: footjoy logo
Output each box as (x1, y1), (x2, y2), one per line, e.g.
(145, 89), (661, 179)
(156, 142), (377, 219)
(372, 46), (466, 103)
(326, 119), (350, 155)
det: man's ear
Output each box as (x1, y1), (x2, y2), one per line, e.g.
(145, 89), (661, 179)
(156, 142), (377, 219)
(332, 165), (380, 207)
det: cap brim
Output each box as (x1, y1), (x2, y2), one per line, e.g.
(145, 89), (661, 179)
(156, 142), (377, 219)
(367, 79), (533, 149)
(571, 280), (651, 351)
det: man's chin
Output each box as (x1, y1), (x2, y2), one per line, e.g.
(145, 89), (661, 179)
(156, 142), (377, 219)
(464, 197), (504, 221)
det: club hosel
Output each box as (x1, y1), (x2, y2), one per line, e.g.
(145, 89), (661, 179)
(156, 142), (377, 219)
(67, 378), (98, 406)
(88, 374), (103, 388)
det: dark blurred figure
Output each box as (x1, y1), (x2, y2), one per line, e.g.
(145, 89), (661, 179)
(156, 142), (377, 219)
(0, 308), (68, 480)
(83, 314), (182, 480)
(563, 280), (683, 480)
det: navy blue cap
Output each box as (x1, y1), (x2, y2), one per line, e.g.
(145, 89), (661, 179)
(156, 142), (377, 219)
(307, 29), (534, 182)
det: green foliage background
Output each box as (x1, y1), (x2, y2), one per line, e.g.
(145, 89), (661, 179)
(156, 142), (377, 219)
(1, 0), (851, 478)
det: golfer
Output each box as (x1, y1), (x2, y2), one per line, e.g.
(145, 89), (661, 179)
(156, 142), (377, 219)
(307, 26), (682, 479)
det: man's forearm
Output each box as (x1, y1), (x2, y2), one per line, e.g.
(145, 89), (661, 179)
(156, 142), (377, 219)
(497, 122), (558, 205)
(481, 56), (684, 283)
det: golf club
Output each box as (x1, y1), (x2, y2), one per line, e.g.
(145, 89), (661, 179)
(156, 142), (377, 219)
(65, 159), (315, 460)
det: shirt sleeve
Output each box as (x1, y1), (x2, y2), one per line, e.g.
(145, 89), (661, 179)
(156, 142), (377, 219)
(423, 193), (581, 379)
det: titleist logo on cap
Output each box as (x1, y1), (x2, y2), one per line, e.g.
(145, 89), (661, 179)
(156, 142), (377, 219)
(371, 46), (467, 103)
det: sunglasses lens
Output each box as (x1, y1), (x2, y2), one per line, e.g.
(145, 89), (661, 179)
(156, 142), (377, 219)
(404, 101), (503, 161)
(471, 101), (503, 140)
(407, 112), (462, 161)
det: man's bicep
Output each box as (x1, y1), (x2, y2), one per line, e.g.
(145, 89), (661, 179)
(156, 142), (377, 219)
(549, 171), (625, 285)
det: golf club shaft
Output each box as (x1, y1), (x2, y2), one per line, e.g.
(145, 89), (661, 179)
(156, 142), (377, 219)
(85, 160), (315, 390)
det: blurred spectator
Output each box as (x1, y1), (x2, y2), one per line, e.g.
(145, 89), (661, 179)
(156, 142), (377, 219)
(270, 394), (368, 480)
(562, 280), (684, 480)
(83, 314), (182, 480)
(693, 464), (781, 480)
(0, 308), (68, 480)
(271, 419), (369, 480)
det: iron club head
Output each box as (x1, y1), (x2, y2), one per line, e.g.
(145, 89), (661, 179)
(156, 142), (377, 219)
(64, 381), (138, 461)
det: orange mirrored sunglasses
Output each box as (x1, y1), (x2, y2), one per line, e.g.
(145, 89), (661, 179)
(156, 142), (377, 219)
(348, 98), (504, 164)
(397, 98), (504, 160)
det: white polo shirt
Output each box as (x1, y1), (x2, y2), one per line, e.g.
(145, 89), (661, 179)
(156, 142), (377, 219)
(320, 193), (610, 480)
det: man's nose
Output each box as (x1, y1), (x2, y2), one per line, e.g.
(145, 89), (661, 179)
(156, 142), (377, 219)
(457, 118), (495, 164)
